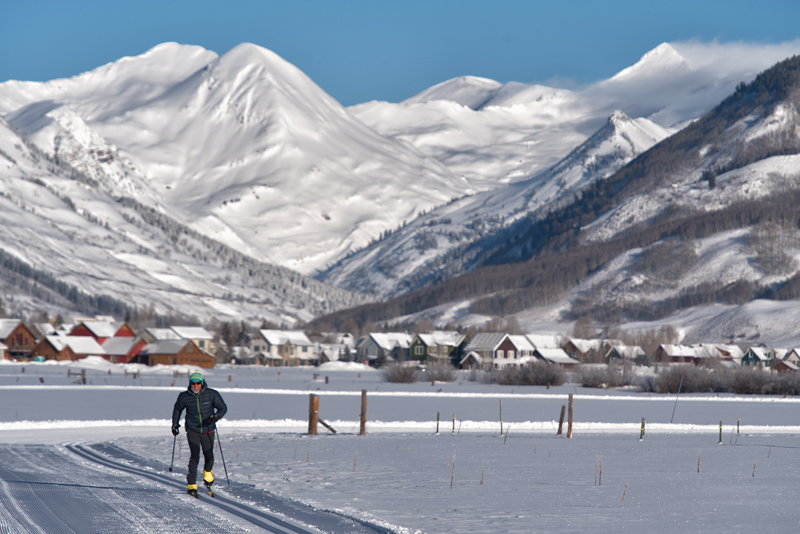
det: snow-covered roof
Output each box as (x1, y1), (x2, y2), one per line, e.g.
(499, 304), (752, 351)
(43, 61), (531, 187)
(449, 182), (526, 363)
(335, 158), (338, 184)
(35, 323), (56, 336)
(46, 335), (105, 355)
(259, 330), (314, 347)
(746, 347), (772, 360)
(460, 351), (484, 365)
(659, 344), (697, 357)
(145, 328), (182, 341)
(139, 340), (190, 355)
(508, 335), (535, 351)
(366, 332), (412, 351)
(464, 333), (507, 351)
(101, 337), (137, 356)
(0, 319), (22, 339)
(171, 326), (214, 340)
(608, 345), (646, 359)
(566, 338), (604, 353)
(535, 348), (580, 365)
(416, 331), (465, 348)
(0, 341), (7, 350)
(75, 320), (120, 338)
(525, 334), (563, 349)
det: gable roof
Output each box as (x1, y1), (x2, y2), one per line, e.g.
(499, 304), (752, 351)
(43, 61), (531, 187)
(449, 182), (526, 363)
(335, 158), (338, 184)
(659, 344), (697, 358)
(508, 335), (535, 351)
(145, 328), (183, 341)
(0, 319), (23, 339)
(259, 330), (314, 347)
(139, 339), (191, 356)
(464, 333), (508, 352)
(367, 332), (412, 351)
(416, 331), (466, 348)
(46, 335), (105, 356)
(171, 326), (214, 340)
(534, 348), (580, 365)
(525, 334), (563, 349)
(101, 337), (138, 356)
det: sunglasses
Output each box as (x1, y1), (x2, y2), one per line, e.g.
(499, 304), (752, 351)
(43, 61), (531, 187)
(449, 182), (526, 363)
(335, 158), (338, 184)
(190, 380), (203, 385)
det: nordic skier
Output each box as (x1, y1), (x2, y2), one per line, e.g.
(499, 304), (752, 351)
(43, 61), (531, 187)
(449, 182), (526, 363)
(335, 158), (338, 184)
(172, 372), (227, 497)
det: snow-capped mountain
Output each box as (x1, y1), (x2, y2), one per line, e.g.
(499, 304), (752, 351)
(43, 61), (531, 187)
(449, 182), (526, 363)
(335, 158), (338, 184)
(0, 116), (367, 323)
(0, 43), (468, 275)
(320, 110), (673, 297)
(351, 42), (800, 190)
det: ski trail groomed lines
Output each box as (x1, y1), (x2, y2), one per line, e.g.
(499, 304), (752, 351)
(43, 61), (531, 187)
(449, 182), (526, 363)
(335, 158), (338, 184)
(66, 444), (322, 534)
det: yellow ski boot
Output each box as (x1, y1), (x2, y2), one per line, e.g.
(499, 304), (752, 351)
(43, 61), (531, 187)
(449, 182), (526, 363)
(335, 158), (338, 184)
(203, 470), (214, 496)
(187, 484), (198, 498)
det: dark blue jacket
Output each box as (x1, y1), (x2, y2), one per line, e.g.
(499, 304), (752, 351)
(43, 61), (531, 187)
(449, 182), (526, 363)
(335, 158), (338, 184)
(172, 379), (227, 434)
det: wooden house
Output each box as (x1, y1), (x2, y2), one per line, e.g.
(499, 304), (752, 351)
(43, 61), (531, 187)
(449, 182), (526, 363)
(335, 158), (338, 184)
(563, 338), (622, 363)
(654, 344), (698, 364)
(410, 331), (468, 365)
(132, 340), (214, 368)
(69, 319), (135, 344)
(356, 332), (412, 365)
(532, 348), (580, 368)
(0, 319), (39, 359)
(33, 335), (106, 361)
(740, 347), (772, 369)
(605, 345), (646, 364)
(252, 330), (319, 366)
(101, 337), (144, 363)
(461, 333), (532, 370)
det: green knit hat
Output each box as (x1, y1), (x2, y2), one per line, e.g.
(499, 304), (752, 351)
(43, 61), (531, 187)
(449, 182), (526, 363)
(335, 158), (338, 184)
(189, 372), (204, 384)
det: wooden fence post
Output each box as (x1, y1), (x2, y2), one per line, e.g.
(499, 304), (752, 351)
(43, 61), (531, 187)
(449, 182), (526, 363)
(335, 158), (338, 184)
(567, 394), (574, 439)
(308, 394), (319, 435)
(557, 405), (566, 435)
(360, 390), (367, 436)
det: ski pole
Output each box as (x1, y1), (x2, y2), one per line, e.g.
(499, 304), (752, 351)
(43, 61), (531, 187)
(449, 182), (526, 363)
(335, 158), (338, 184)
(169, 433), (177, 472)
(215, 428), (231, 489)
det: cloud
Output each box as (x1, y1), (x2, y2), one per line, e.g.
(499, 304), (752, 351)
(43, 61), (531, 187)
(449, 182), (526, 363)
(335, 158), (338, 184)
(670, 39), (800, 80)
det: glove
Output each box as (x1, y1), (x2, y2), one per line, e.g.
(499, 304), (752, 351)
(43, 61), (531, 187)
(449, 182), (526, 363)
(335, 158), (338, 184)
(208, 414), (221, 424)
(171, 424), (180, 436)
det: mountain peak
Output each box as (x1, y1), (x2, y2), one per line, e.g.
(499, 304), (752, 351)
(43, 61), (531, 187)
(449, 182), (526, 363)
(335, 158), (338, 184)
(611, 42), (688, 81)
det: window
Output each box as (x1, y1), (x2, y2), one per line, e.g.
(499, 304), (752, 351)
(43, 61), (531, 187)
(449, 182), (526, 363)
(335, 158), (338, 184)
(415, 346), (423, 355)
(508, 350), (515, 359)
(497, 350), (504, 359)
(302, 346), (308, 352)
(199, 340), (205, 348)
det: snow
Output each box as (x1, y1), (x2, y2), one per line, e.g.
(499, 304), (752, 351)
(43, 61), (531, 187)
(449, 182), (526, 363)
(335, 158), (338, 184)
(2, 362), (799, 533)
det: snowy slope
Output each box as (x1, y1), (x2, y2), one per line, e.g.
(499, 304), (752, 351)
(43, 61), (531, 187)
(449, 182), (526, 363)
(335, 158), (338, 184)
(0, 117), (367, 322)
(320, 111), (672, 297)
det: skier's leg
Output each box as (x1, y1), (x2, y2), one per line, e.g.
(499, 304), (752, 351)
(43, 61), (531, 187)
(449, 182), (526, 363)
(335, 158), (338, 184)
(186, 430), (201, 494)
(201, 431), (214, 486)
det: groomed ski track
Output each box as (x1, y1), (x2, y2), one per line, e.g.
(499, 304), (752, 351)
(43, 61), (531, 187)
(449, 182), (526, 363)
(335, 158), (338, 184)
(0, 443), (391, 534)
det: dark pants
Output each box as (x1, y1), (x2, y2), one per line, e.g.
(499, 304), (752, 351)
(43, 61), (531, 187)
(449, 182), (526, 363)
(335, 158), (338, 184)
(186, 430), (214, 485)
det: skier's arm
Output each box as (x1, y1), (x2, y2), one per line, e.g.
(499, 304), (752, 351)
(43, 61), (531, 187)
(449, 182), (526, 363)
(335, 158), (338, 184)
(212, 391), (227, 420)
(172, 396), (185, 427)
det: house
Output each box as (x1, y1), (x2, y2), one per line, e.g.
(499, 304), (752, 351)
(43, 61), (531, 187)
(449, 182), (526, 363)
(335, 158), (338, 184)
(740, 347), (772, 368)
(132, 340), (215, 368)
(410, 331), (468, 365)
(605, 345), (646, 364)
(101, 337), (144, 363)
(356, 332), (412, 365)
(654, 344), (698, 364)
(170, 326), (216, 353)
(532, 348), (580, 368)
(0, 319), (39, 359)
(461, 333), (530, 370)
(563, 338), (622, 363)
(773, 359), (799, 373)
(525, 334), (565, 350)
(783, 349), (800, 365)
(252, 330), (318, 366)
(0, 341), (6, 360)
(69, 319), (135, 344)
(32, 335), (105, 361)
(459, 351), (485, 370)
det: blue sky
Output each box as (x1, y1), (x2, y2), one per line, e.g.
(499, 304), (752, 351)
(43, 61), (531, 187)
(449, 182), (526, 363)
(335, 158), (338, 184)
(4, 1), (800, 106)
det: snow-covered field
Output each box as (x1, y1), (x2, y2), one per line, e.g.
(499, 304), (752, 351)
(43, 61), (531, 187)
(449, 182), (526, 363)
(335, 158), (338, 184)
(2, 358), (799, 533)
